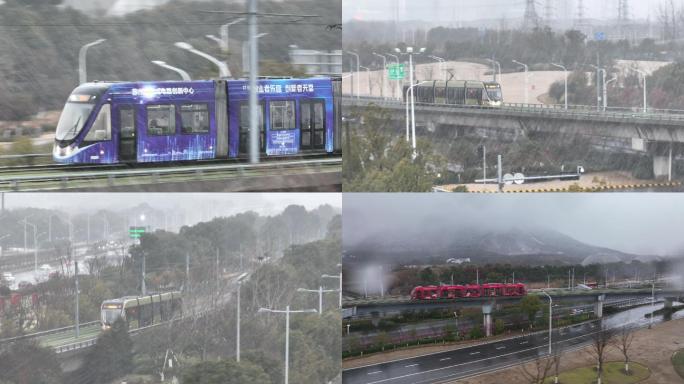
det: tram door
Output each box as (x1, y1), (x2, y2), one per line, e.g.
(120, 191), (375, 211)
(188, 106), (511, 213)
(300, 100), (325, 150)
(116, 105), (137, 162)
(239, 103), (265, 155)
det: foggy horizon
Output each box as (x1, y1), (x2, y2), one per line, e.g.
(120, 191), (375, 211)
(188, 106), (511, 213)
(1, 193), (340, 217)
(344, 0), (671, 23)
(343, 194), (684, 257)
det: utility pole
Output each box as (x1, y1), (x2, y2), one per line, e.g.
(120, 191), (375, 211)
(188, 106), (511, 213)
(216, 248), (220, 294)
(141, 253), (146, 296)
(75, 261), (80, 338)
(248, 0), (260, 164)
(185, 253), (190, 292)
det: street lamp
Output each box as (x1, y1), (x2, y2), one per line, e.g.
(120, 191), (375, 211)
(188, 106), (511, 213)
(396, 46), (426, 157)
(297, 286), (338, 315)
(79, 39), (106, 84)
(345, 51), (360, 100)
(360, 66), (372, 96)
(550, 63), (568, 110)
(428, 55), (445, 81)
(152, 61), (192, 81)
(386, 53), (400, 99)
(485, 59), (501, 82)
(512, 60), (530, 104)
(235, 272), (249, 362)
(220, 18), (245, 53)
(372, 52), (387, 99)
(627, 67), (648, 113)
(590, 65), (607, 112)
(174, 41), (230, 78)
(405, 80), (430, 151)
(258, 306), (317, 384)
(541, 290), (553, 355)
(604, 74), (618, 110)
(322, 272), (343, 308)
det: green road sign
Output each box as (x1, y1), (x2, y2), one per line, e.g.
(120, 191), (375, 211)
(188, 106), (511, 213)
(129, 226), (146, 239)
(388, 63), (405, 80)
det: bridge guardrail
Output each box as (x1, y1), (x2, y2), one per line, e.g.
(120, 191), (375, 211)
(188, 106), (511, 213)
(0, 320), (100, 344)
(342, 96), (684, 123)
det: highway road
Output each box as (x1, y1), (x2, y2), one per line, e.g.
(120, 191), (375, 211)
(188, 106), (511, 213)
(342, 303), (684, 384)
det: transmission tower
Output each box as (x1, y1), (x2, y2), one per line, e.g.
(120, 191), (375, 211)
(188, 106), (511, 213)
(618, 0), (630, 39)
(575, 0), (585, 27)
(523, 0), (540, 30)
(544, 0), (554, 26)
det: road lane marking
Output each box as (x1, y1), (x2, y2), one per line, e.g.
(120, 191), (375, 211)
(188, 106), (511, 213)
(469, 351), (480, 355)
(496, 346), (506, 350)
(405, 364), (418, 368)
(440, 357), (451, 361)
(367, 371), (383, 375)
(519, 341), (528, 345)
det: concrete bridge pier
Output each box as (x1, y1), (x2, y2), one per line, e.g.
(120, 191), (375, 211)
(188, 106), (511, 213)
(594, 294), (605, 318)
(482, 303), (493, 337)
(664, 297), (674, 309)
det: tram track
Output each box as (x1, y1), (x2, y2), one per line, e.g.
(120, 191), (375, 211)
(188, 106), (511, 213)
(0, 153), (341, 191)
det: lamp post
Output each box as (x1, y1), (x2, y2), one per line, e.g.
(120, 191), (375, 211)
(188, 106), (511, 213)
(485, 59), (501, 82)
(604, 74), (618, 110)
(220, 18), (245, 53)
(235, 272), (248, 362)
(428, 55), (445, 81)
(405, 80), (430, 151)
(550, 63), (568, 110)
(541, 290), (553, 355)
(590, 65), (607, 111)
(627, 67), (648, 113)
(322, 272), (343, 308)
(360, 66), (372, 96)
(297, 286), (338, 315)
(372, 52), (387, 99)
(174, 42), (230, 78)
(78, 39), (106, 85)
(396, 46), (426, 157)
(258, 306), (317, 384)
(386, 53), (400, 99)
(512, 60), (530, 104)
(152, 61), (192, 81)
(345, 51), (360, 100)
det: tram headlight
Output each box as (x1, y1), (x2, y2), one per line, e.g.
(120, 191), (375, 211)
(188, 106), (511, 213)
(53, 144), (76, 158)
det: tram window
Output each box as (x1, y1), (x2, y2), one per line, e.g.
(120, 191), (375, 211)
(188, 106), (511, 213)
(466, 88), (482, 100)
(84, 104), (111, 141)
(146, 105), (176, 136)
(120, 108), (135, 139)
(180, 104), (209, 134)
(270, 100), (296, 130)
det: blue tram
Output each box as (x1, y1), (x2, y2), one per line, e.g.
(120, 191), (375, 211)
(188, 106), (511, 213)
(53, 77), (341, 164)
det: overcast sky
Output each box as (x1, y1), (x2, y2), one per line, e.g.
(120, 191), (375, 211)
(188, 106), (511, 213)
(2, 193), (340, 217)
(343, 0), (669, 23)
(343, 194), (684, 256)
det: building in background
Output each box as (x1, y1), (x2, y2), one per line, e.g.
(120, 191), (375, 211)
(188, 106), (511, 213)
(288, 45), (342, 76)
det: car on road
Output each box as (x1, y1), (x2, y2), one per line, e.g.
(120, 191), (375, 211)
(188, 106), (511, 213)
(40, 264), (52, 272)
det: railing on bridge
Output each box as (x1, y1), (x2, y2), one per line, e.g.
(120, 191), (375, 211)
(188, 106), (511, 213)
(343, 96), (684, 123)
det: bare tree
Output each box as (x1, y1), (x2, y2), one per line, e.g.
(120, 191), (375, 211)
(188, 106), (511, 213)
(589, 324), (616, 384)
(519, 353), (554, 384)
(615, 325), (635, 374)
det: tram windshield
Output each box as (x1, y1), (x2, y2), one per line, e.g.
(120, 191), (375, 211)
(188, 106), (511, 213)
(56, 101), (95, 141)
(101, 308), (122, 325)
(486, 87), (502, 101)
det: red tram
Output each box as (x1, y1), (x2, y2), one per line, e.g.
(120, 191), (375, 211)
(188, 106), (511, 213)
(410, 283), (527, 300)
